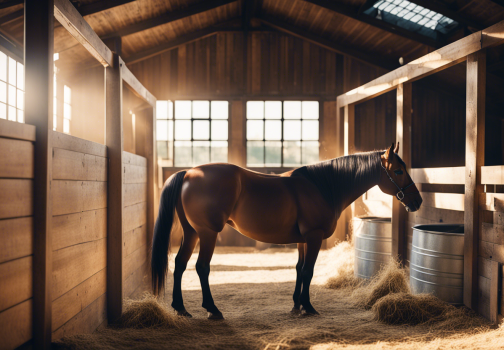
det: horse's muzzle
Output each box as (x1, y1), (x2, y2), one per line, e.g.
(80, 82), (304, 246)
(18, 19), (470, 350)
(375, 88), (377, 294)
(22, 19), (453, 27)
(404, 198), (422, 212)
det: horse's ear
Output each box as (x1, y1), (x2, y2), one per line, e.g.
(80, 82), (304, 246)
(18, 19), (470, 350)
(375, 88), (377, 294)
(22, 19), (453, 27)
(387, 143), (394, 161)
(394, 142), (400, 154)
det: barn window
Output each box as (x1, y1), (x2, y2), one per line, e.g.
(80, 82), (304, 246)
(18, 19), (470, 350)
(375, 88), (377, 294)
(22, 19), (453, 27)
(0, 52), (24, 123)
(156, 100), (229, 167)
(246, 101), (319, 167)
(63, 85), (72, 134)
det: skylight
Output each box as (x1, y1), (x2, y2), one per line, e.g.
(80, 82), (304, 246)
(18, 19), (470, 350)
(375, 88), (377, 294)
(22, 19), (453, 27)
(364, 0), (458, 39)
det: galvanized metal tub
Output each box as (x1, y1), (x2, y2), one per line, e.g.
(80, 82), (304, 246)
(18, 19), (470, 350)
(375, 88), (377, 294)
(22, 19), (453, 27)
(354, 216), (392, 279)
(410, 224), (464, 305)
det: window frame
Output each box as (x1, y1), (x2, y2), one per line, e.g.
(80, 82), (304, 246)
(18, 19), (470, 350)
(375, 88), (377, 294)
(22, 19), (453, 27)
(0, 46), (25, 124)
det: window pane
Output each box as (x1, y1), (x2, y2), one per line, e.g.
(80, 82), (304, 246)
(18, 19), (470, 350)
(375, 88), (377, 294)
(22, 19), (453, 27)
(211, 120), (228, 140)
(16, 62), (23, 90)
(193, 141), (210, 165)
(8, 105), (15, 121)
(246, 101), (264, 119)
(247, 120), (263, 140)
(211, 101), (228, 119)
(0, 52), (6, 82)
(264, 120), (281, 140)
(302, 101), (319, 119)
(175, 120), (191, 140)
(156, 100), (169, 119)
(17, 110), (23, 123)
(64, 103), (71, 120)
(211, 141), (227, 163)
(17, 89), (23, 109)
(283, 141), (301, 166)
(156, 120), (168, 141)
(302, 120), (318, 140)
(193, 120), (210, 140)
(175, 100), (191, 119)
(174, 141), (192, 166)
(8, 84), (15, 106)
(265, 101), (281, 119)
(284, 120), (301, 140)
(265, 141), (281, 167)
(8, 57), (15, 86)
(0, 103), (5, 119)
(63, 118), (70, 134)
(193, 100), (209, 119)
(64, 85), (71, 104)
(247, 141), (264, 166)
(157, 141), (169, 159)
(284, 101), (301, 119)
(302, 141), (319, 165)
(0, 81), (6, 103)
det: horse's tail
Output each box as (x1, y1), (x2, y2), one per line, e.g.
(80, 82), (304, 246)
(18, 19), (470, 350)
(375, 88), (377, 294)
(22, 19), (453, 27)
(151, 170), (187, 295)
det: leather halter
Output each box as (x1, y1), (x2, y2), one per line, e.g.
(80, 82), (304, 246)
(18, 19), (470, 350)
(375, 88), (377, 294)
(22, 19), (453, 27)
(380, 161), (418, 202)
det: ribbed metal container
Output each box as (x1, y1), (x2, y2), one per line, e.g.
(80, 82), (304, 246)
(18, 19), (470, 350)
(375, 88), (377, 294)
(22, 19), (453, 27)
(410, 224), (464, 305)
(354, 216), (392, 279)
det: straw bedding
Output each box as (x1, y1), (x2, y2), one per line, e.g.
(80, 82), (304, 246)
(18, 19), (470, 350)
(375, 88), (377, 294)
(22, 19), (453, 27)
(53, 243), (495, 350)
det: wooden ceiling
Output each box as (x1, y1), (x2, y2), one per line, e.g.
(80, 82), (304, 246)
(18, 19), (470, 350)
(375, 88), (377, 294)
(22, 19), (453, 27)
(0, 0), (503, 77)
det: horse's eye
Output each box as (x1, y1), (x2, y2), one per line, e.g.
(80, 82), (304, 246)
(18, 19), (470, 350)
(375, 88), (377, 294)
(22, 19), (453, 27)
(394, 169), (403, 175)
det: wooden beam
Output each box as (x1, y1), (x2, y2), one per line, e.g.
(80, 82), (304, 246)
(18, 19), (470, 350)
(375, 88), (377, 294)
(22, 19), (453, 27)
(259, 15), (397, 71)
(0, 0), (22, 10)
(101, 0), (236, 39)
(0, 32), (23, 60)
(409, 0), (483, 30)
(464, 50), (486, 310)
(24, 0), (54, 348)
(303, 0), (441, 48)
(54, 0), (114, 67)
(392, 83), (411, 264)
(76, 0), (136, 16)
(121, 58), (156, 106)
(411, 167), (466, 184)
(337, 20), (504, 107)
(0, 8), (23, 24)
(490, 260), (500, 324)
(488, 0), (504, 7)
(105, 53), (124, 323)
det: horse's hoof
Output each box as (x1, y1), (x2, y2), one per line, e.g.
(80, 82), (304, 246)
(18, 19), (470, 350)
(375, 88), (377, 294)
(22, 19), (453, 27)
(208, 312), (224, 320)
(176, 309), (192, 318)
(291, 307), (301, 315)
(301, 307), (320, 316)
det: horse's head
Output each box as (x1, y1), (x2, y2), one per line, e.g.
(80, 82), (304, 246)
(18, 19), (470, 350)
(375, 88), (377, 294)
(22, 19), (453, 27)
(378, 142), (422, 212)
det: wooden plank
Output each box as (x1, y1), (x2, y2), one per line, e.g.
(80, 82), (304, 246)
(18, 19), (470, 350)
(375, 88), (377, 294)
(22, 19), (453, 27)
(480, 193), (504, 212)
(123, 243), (147, 281)
(124, 182), (147, 207)
(123, 151), (147, 167)
(0, 299), (32, 349)
(52, 209), (107, 251)
(52, 238), (107, 300)
(52, 293), (106, 340)
(0, 217), (33, 264)
(416, 183), (464, 193)
(121, 61), (156, 106)
(407, 205), (464, 224)
(482, 166), (504, 185)
(53, 131), (107, 158)
(478, 257), (492, 279)
(52, 268), (106, 331)
(52, 180), (107, 216)
(0, 256), (32, 312)
(123, 202), (147, 233)
(123, 261), (147, 299)
(25, 1), (54, 345)
(477, 275), (491, 320)
(336, 20), (504, 107)
(411, 167), (465, 184)
(106, 53), (124, 322)
(0, 118), (36, 142)
(343, 104), (355, 156)
(420, 192), (465, 211)
(490, 260), (500, 323)
(54, 0), (113, 67)
(0, 138), (34, 178)
(0, 179), (33, 219)
(123, 164), (148, 184)
(124, 225), (147, 258)
(480, 222), (504, 245)
(53, 148), (107, 181)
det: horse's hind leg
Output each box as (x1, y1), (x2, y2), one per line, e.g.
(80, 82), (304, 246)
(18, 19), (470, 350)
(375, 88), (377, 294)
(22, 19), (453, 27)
(194, 228), (223, 319)
(291, 243), (305, 314)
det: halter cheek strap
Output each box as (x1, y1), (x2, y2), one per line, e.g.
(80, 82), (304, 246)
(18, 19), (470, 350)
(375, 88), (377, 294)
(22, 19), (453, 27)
(380, 162), (418, 202)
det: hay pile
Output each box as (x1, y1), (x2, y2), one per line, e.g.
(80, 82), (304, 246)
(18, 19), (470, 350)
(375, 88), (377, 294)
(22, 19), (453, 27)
(320, 241), (360, 289)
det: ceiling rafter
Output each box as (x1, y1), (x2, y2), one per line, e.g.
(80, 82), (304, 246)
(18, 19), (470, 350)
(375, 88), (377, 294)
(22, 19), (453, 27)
(0, 0), (22, 10)
(488, 0), (504, 7)
(258, 15), (398, 71)
(301, 0), (442, 48)
(101, 0), (237, 39)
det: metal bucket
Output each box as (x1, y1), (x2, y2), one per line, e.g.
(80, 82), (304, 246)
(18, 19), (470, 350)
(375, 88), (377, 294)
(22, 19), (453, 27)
(354, 216), (392, 279)
(410, 224), (464, 305)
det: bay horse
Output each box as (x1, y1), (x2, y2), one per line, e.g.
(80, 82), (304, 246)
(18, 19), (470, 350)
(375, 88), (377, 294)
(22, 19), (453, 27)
(151, 142), (422, 319)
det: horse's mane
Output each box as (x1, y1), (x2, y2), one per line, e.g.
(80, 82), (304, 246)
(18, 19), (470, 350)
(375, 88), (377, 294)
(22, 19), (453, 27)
(292, 151), (384, 215)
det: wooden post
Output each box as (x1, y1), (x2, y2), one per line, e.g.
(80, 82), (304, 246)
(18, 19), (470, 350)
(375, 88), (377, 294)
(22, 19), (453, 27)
(105, 53), (124, 322)
(342, 104), (355, 238)
(146, 104), (156, 263)
(464, 50), (486, 309)
(228, 100), (246, 167)
(392, 83), (412, 264)
(25, 0), (54, 348)
(490, 260), (500, 324)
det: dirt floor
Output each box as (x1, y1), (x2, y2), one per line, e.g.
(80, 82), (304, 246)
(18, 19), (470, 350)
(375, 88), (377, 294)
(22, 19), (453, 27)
(54, 244), (504, 350)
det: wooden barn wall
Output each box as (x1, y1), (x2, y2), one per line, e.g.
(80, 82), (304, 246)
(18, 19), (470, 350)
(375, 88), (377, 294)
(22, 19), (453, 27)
(122, 151), (149, 299)
(51, 131), (108, 340)
(0, 119), (36, 349)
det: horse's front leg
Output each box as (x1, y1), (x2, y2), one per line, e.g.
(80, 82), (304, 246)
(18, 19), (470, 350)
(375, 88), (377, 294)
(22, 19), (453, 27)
(291, 242), (305, 314)
(300, 230), (324, 315)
